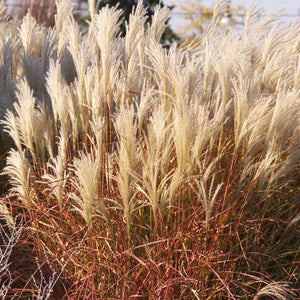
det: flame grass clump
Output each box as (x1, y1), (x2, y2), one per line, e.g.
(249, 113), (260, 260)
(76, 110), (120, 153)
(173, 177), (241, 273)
(0, 0), (299, 298)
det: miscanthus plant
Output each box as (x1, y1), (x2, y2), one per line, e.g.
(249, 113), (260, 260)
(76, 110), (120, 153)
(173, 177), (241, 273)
(0, 0), (299, 298)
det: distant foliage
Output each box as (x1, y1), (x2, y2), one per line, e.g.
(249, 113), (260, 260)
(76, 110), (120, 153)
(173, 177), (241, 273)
(79, 0), (179, 43)
(174, 0), (245, 35)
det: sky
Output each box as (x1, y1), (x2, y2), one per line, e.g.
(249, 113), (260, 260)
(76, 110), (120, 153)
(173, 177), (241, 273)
(164, 0), (300, 34)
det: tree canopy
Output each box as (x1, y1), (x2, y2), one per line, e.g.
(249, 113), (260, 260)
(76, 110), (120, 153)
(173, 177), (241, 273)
(79, 0), (179, 43)
(174, 0), (245, 36)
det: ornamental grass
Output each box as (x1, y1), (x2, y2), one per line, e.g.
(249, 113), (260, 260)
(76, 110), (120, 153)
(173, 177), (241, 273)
(0, 0), (299, 298)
